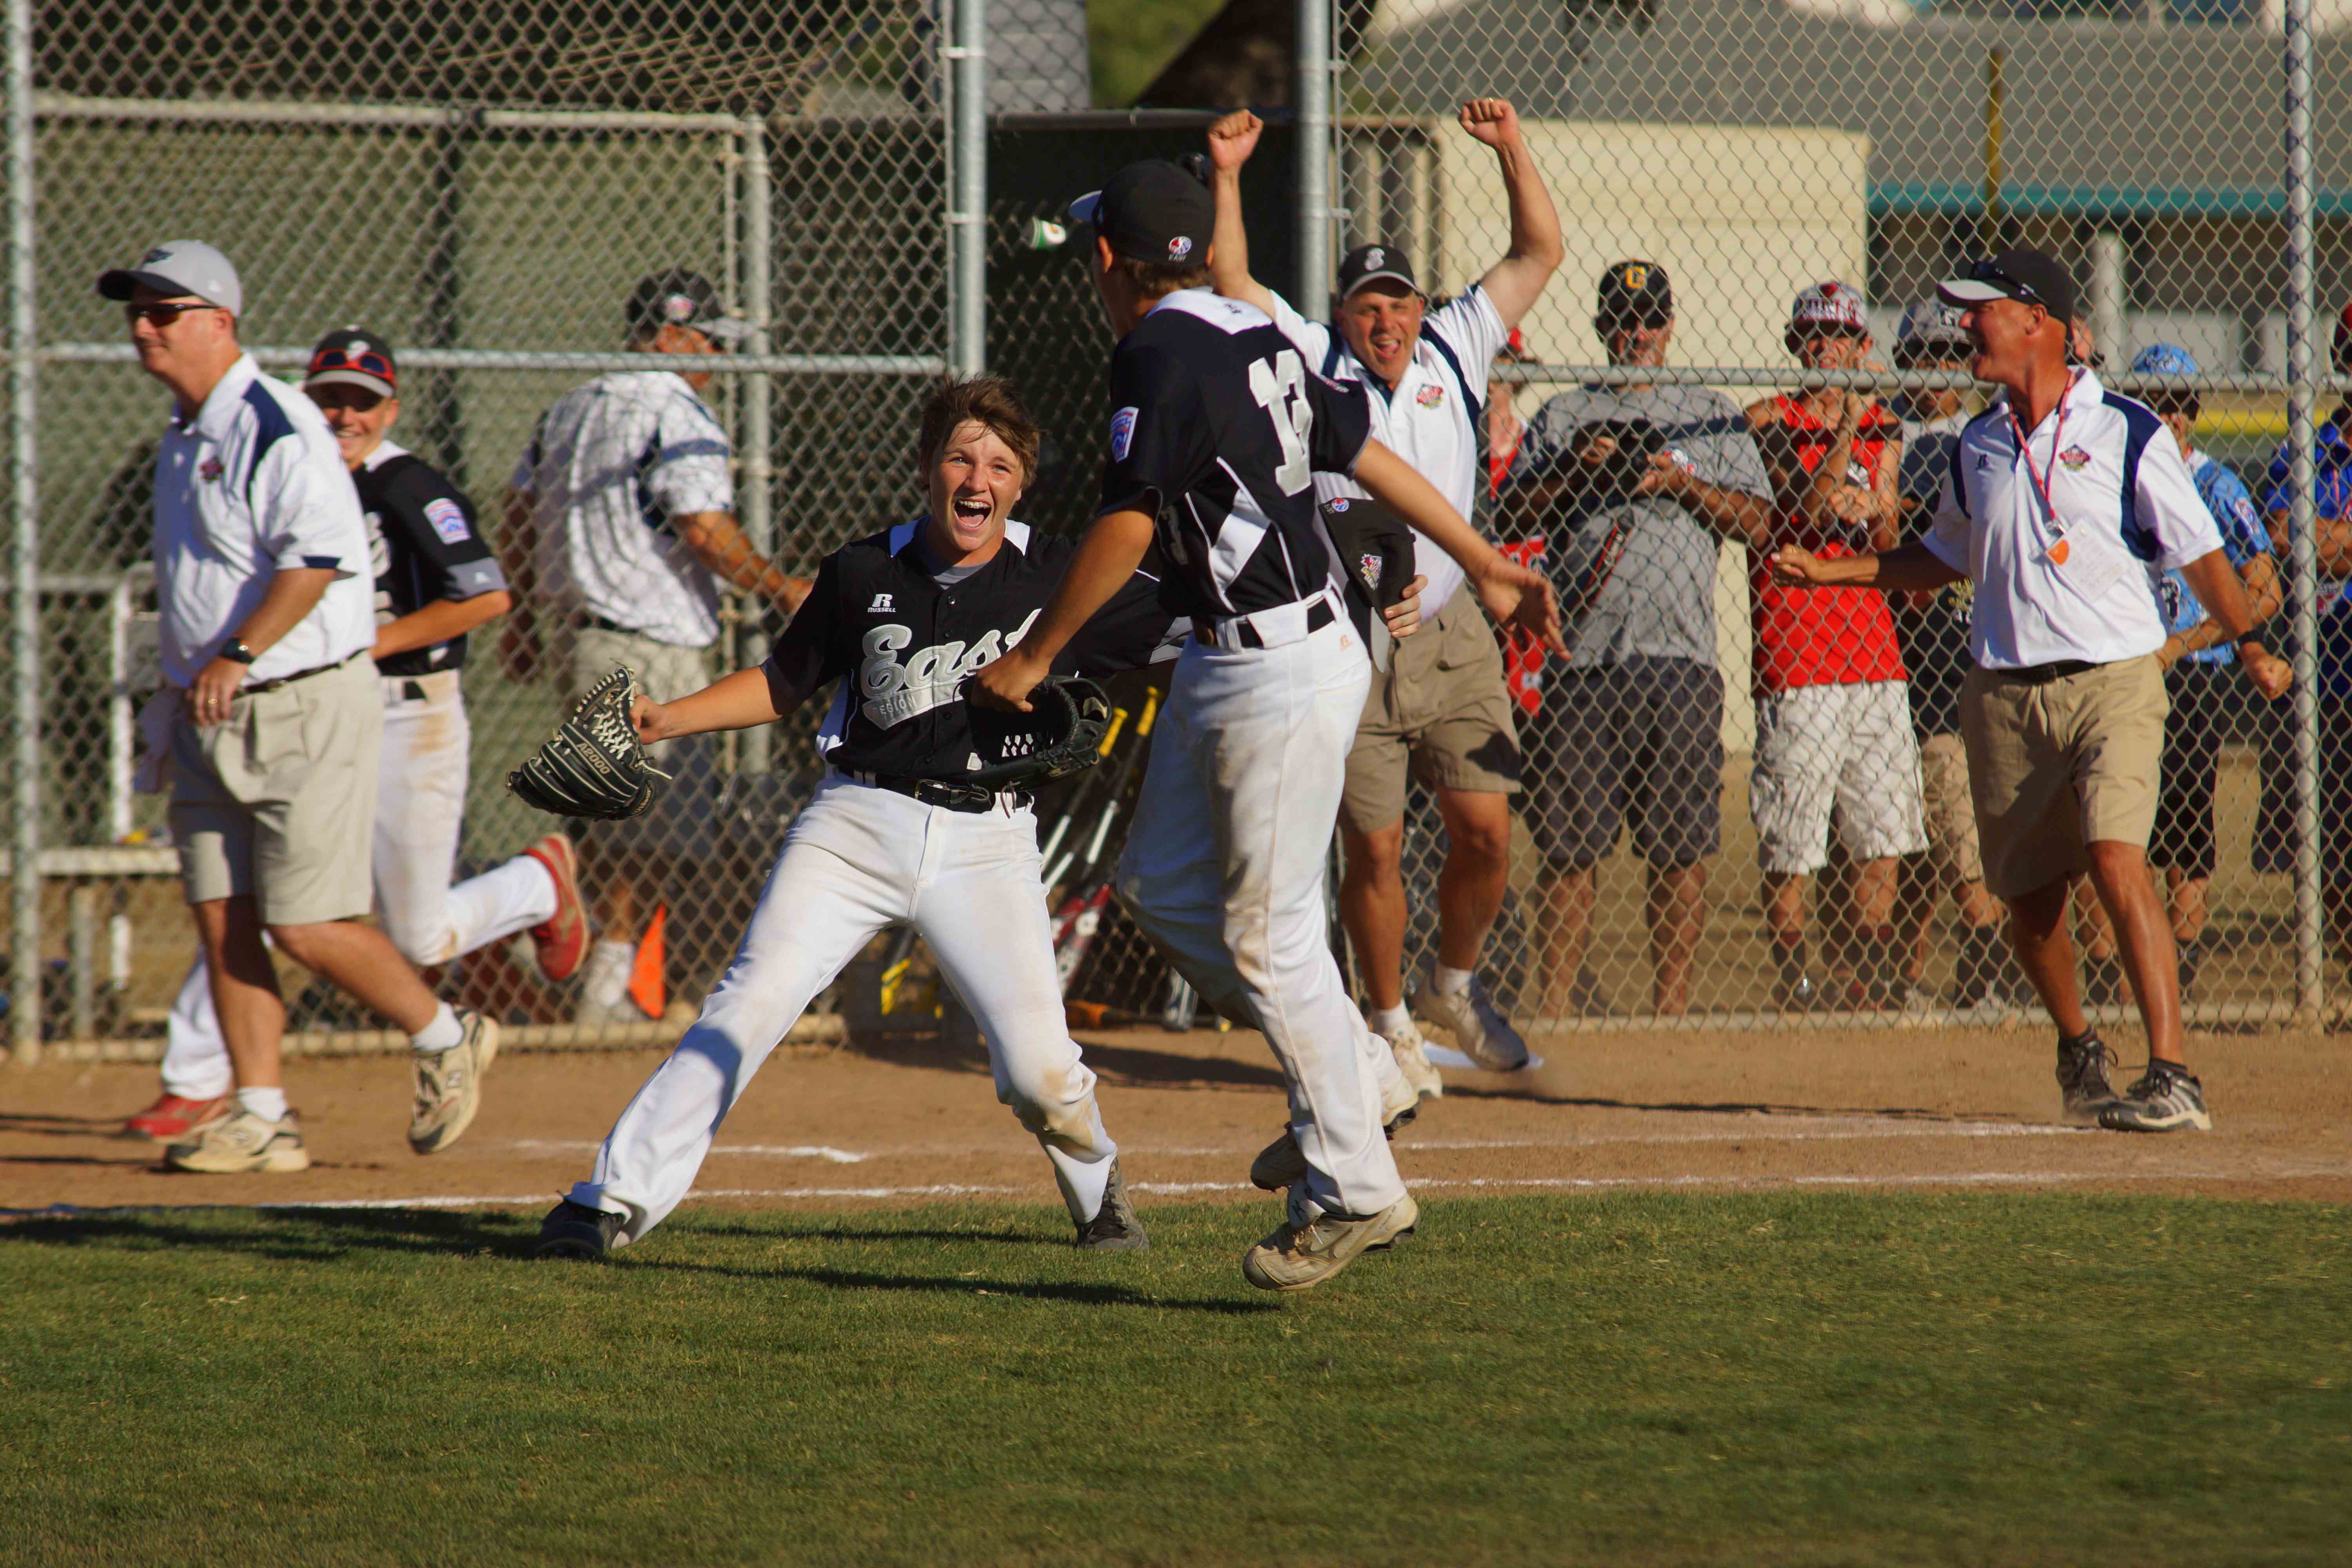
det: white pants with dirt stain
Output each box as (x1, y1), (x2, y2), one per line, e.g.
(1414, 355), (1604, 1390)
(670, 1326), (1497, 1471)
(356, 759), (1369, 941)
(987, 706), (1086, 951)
(159, 672), (557, 1098)
(1116, 601), (1408, 1219)
(570, 773), (1118, 1245)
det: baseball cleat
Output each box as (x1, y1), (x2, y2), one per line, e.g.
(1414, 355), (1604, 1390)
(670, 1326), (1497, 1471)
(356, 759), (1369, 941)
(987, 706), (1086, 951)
(1386, 1017), (1443, 1102)
(121, 1091), (231, 1142)
(162, 1106), (311, 1174)
(1074, 1158), (1149, 1251)
(2056, 1033), (2121, 1123)
(408, 1009), (500, 1155)
(534, 1199), (624, 1259)
(521, 833), (588, 982)
(1412, 971), (1529, 1071)
(1241, 1191), (1419, 1292)
(2098, 1065), (2212, 1132)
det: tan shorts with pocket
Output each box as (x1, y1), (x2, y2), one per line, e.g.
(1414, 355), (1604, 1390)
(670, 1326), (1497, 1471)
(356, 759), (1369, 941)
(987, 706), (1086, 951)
(1918, 730), (1985, 891)
(169, 653), (381, 926)
(1960, 654), (2167, 900)
(1340, 592), (1521, 833)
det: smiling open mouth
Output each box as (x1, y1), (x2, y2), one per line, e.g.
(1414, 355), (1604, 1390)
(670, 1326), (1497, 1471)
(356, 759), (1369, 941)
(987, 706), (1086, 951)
(952, 497), (990, 523)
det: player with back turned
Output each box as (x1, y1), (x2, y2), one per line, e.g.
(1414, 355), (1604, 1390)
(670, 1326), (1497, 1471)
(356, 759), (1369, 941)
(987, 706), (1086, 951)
(974, 160), (1563, 1293)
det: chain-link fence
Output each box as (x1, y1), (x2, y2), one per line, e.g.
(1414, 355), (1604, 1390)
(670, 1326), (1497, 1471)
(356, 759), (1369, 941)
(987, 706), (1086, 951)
(4, 0), (2345, 1058)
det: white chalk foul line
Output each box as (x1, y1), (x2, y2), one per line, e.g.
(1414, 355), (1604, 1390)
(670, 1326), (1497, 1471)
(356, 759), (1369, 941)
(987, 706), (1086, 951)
(501, 1138), (867, 1164)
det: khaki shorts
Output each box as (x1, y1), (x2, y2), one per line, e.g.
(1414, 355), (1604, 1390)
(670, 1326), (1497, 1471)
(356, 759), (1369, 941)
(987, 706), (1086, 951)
(1960, 654), (2167, 900)
(568, 625), (717, 860)
(169, 653), (380, 926)
(1918, 730), (1985, 891)
(1340, 593), (1520, 833)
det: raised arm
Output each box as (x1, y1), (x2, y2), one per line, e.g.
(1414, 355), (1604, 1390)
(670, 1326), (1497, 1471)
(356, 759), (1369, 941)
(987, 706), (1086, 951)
(1205, 111), (1279, 319)
(1460, 99), (1565, 331)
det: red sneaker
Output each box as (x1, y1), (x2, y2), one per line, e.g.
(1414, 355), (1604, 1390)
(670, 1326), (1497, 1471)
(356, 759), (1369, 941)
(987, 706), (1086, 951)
(521, 832), (588, 982)
(122, 1092), (231, 1142)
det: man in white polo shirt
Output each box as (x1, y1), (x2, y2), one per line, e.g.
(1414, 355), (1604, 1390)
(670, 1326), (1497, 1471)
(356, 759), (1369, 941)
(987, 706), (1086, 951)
(1771, 248), (2290, 1133)
(1203, 98), (1564, 1090)
(502, 269), (809, 1023)
(106, 240), (497, 1173)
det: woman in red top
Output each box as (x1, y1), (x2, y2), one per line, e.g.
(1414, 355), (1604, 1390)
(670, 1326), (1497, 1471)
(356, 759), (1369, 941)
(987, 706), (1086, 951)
(1742, 283), (1928, 1010)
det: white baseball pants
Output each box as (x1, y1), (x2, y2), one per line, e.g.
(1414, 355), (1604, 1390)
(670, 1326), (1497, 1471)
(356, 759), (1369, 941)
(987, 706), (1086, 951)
(570, 774), (1119, 1245)
(160, 673), (557, 1098)
(1116, 610), (1408, 1218)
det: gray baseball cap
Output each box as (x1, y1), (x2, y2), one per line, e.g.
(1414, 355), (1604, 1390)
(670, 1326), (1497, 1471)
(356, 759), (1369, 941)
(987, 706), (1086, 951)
(97, 240), (243, 317)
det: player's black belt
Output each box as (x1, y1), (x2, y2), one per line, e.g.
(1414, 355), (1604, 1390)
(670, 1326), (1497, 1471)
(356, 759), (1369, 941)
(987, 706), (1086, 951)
(846, 770), (1034, 814)
(1993, 658), (2101, 685)
(239, 649), (366, 695)
(1194, 596), (1334, 650)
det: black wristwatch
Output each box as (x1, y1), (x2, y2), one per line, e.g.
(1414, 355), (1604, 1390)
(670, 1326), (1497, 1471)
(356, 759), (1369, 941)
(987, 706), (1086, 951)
(2235, 632), (2269, 656)
(220, 637), (257, 665)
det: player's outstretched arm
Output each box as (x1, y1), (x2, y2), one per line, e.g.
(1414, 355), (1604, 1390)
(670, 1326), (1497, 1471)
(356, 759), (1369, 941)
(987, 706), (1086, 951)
(1769, 540), (1965, 592)
(973, 508), (1158, 712)
(633, 666), (797, 744)
(674, 510), (813, 615)
(371, 590), (513, 664)
(1461, 98), (1565, 331)
(1205, 112), (1279, 320)
(1353, 440), (1566, 655)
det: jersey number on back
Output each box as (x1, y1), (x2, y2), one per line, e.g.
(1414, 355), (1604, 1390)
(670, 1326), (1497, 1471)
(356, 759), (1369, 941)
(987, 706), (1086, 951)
(1249, 350), (1314, 496)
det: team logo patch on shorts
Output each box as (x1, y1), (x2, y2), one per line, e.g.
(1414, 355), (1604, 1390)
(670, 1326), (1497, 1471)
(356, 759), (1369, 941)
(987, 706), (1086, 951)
(2060, 445), (2092, 470)
(1109, 405), (1139, 461)
(423, 497), (472, 543)
(1416, 385), (1445, 408)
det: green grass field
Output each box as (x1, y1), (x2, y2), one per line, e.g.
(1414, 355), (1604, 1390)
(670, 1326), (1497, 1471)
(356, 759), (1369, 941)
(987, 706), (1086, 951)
(4, 1194), (2348, 1566)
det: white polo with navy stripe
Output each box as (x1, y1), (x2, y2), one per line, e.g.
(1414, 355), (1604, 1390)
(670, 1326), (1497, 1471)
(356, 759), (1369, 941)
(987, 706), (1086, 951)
(1924, 369), (2223, 670)
(152, 353), (374, 688)
(1263, 286), (1509, 617)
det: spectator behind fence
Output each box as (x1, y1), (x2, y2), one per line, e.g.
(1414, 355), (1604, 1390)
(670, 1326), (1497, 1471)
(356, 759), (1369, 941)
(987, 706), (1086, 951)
(1744, 283), (1928, 1011)
(2256, 302), (2352, 977)
(1203, 98), (1564, 1084)
(1887, 298), (2017, 1013)
(1771, 247), (2290, 1135)
(107, 240), (494, 1174)
(501, 269), (810, 1025)
(1500, 261), (1771, 1016)
(2132, 345), (2281, 999)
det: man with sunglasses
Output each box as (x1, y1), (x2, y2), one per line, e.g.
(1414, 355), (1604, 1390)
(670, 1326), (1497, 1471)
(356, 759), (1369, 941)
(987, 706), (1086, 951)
(1772, 247), (2290, 1133)
(104, 240), (498, 1173)
(129, 328), (590, 1143)
(503, 269), (810, 1025)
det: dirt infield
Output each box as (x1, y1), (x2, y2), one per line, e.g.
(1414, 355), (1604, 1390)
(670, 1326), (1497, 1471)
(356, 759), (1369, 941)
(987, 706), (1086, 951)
(5, 1021), (2350, 1217)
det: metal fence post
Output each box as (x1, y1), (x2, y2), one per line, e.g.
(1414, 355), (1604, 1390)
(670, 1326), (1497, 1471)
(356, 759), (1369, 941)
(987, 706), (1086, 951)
(2283, 0), (2324, 1024)
(740, 115), (776, 776)
(1295, 0), (1332, 305)
(7, 0), (38, 1065)
(946, 0), (987, 377)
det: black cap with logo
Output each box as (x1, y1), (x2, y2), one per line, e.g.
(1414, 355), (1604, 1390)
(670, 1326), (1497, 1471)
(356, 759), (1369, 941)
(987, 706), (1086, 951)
(624, 269), (751, 343)
(303, 327), (398, 399)
(1595, 260), (1672, 333)
(1937, 247), (2079, 325)
(1069, 160), (1215, 267)
(1335, 243), (1419, 302)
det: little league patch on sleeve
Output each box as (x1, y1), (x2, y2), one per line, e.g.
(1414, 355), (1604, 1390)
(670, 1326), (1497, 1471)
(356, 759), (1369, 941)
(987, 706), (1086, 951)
(423, 497), (472, 544)
(1109, 406), (1139, 463)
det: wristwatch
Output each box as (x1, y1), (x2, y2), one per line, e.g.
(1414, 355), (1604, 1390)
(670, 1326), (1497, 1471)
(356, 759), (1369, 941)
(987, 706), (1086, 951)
(221, 637), (257, 664)
(2236, 632), (2270, 658)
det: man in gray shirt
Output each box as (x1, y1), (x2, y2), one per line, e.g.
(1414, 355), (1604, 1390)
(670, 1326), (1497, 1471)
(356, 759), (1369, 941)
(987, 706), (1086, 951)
(1501, 261), (1771, 1016)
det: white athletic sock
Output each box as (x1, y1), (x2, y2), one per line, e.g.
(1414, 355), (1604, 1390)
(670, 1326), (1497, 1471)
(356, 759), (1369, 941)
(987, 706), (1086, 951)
(583, 940), (637, 1009)
(1432, 964), (1474, 997)
(411, 1002), (463, 1054)
(237, 1085), (288, 1123)
(1368, 1003), (1412, 1038)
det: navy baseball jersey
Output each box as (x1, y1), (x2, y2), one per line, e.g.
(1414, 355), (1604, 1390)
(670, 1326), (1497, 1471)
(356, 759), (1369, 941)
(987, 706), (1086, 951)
(357, 440), (508, 676)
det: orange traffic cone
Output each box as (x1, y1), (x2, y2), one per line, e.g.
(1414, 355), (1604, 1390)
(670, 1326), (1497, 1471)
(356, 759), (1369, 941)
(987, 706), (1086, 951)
(628, 902), (668, 1020)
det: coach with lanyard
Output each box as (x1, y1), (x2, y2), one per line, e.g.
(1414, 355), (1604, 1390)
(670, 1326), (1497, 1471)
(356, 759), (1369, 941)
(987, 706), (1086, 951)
(502, 269), (809, 1025)
(1201, 99), (1564, 1089)
(1772, 248), (2291, 1135)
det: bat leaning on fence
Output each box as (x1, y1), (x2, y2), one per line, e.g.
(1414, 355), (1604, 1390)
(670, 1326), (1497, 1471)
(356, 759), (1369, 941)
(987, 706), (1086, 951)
(1048, 687), (1160, 993)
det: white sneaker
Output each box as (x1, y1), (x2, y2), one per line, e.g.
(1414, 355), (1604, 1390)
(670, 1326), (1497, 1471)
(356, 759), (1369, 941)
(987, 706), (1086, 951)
(162, 1106), (310, 1174)
(1385, 1016), (1444, 1102)
(1241, 1192), (1420, 1292)
(409, 1010), (500, 1154)
(1412, 971), (1530, 1071)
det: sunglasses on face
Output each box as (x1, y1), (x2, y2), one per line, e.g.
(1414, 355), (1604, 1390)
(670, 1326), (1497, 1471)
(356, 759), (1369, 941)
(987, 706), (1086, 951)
(308, 347), (396, 384)
(124, 301), (219, 327)
(1965, 261), (2044, 309)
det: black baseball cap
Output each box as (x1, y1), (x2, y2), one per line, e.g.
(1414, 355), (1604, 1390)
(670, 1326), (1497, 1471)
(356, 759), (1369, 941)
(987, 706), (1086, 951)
(1938, 247), (2078, 324)
(303, 327), (397, 398)
(624, 269), (750, 343)
(1069, 160), (1214, 267)
(1336, 243), (1419, 302)
(1595, 259), (1672, 331)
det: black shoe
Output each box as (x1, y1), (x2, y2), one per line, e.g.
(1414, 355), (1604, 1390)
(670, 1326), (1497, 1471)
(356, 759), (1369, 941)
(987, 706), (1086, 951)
(1075, 1159), (1149, 1251)
(2099, 1063), (2212, 1132)
(534, 1198), (623, 1260)
(2056, 1033), (2121, 1123)
(1774, 972), (1820, 1012)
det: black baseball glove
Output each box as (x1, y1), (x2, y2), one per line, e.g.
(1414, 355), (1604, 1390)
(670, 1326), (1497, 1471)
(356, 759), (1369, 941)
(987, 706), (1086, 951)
(507, 665), (671, 820)
(962, 675), (1113, 791)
